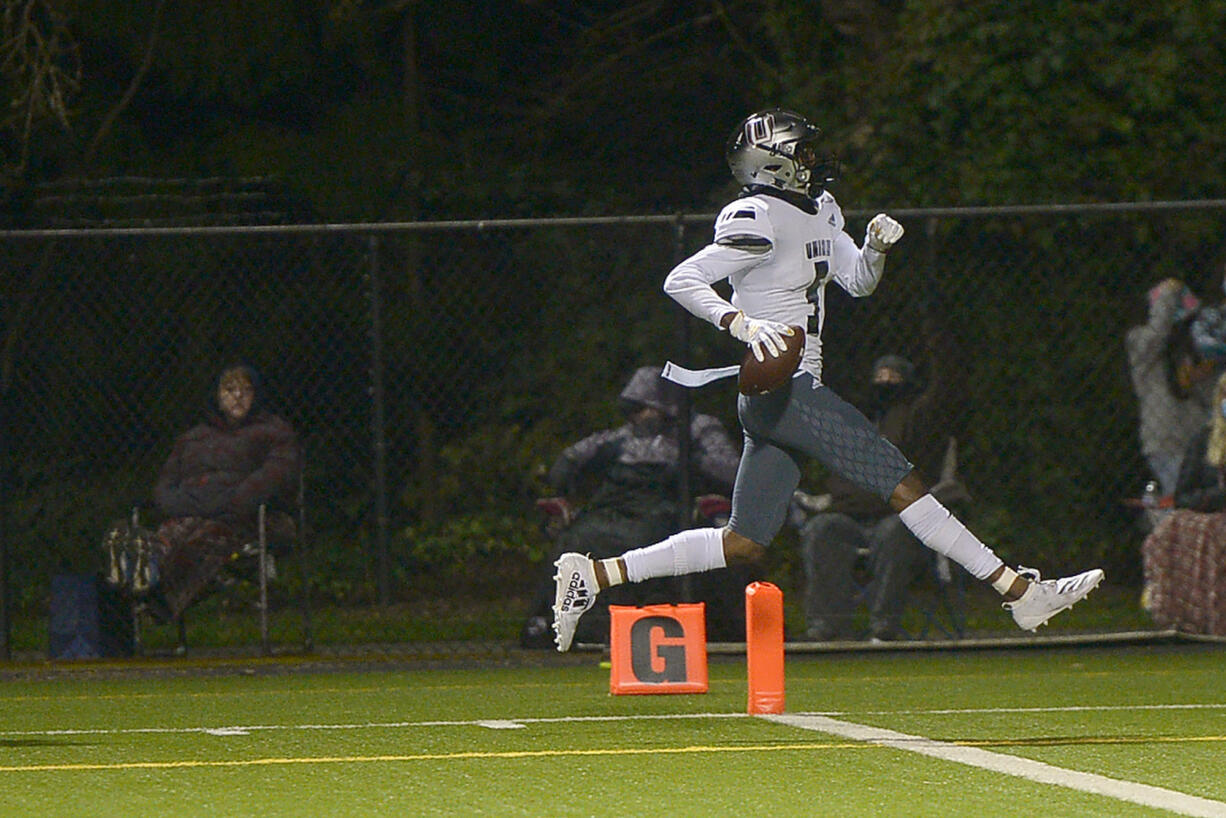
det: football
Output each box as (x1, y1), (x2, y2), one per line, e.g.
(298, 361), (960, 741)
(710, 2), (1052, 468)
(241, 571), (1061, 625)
(738, 327), (806, 395)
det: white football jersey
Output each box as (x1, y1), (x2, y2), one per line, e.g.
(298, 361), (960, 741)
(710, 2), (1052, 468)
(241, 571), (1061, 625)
(664, 190), (886, 383)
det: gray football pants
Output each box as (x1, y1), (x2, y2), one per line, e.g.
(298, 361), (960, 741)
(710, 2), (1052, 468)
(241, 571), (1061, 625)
(727, 372), (914, 546)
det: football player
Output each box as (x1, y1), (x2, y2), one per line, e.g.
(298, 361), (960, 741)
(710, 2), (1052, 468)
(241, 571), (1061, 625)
(552, 108), (1102, 651)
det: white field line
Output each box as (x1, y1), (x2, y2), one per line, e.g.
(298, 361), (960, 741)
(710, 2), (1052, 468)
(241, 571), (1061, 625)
(853, 703), (1226, 716)
(767, 713), (1226, 818)
(0, 711), (749, 737)
(2, 701), (1226, 738)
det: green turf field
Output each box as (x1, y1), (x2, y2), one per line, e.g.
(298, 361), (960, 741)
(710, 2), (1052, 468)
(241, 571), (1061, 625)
(3, 643), (1225, 817)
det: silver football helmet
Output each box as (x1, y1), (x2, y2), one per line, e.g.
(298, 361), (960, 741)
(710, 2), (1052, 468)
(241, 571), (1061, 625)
(726, 109), (839, 197)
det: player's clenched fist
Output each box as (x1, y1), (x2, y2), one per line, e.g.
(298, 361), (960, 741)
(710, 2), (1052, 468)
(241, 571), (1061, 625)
(865, 213), (904, 253)
(727, 311), (795, 362)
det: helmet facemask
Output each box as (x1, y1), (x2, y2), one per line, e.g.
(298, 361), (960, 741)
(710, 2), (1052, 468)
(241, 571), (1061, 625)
(727, 109), (840, 198)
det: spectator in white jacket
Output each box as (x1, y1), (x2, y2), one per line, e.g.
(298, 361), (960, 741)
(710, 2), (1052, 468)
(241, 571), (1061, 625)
(1126, 278), (1206, 496)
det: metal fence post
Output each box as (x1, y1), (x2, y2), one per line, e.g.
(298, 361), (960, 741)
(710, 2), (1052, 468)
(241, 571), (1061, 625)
(367, 235), (392, 607)
(0, 392), (8, 662)
(673, 214), (694, 601)
(925, 215), (939, 276)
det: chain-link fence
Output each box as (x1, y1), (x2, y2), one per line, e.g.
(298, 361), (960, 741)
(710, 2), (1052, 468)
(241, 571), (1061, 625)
(2, 201), (1224, 654)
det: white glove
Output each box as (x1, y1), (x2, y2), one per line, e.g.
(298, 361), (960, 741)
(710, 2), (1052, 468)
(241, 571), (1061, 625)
(865, 213), (904, 253)
(727, 311), (794, 362)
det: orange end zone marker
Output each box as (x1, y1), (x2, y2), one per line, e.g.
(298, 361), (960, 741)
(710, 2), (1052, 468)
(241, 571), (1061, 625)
(609, 603), (708, 695)
(745, 581), (785, 714)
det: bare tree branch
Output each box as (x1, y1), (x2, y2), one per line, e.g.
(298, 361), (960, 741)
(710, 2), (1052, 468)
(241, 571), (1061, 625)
(710, 0), (784, 86)
(530, 5), (723, 125)
(0, 0), (80, 176)
(81, 0), (167, 166)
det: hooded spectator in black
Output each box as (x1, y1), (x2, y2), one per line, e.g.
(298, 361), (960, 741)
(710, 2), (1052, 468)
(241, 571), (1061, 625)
(796, 316), (969, 641)
(521, 366), (741, 647)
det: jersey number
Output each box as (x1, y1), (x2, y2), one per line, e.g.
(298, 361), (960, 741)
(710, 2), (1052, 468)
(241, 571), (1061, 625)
(805, 260), (829, 335)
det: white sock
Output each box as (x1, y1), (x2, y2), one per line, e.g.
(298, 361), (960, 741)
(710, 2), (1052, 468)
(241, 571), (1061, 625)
(898, 494), (1003, 581)
(623, 527), (726, 583)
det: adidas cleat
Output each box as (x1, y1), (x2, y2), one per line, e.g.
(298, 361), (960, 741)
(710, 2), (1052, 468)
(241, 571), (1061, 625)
(1003, 566), (1104, 631)
(552, 552), (599, 652)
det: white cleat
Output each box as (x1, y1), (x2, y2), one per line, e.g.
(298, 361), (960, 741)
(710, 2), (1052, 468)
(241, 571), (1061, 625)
(552, 552), (599, 652)
(1003, 566), (1104, 631)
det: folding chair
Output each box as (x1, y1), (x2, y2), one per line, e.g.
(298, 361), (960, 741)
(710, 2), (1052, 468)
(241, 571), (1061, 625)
(128, 460), (312, 657)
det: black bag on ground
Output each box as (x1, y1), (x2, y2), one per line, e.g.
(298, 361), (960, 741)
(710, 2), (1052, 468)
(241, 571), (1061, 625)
(48, 573), (133, 660)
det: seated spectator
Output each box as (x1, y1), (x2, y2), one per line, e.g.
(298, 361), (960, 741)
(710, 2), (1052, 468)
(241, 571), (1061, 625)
(1173, 372), (1226, 513)
(103, 363), (300, 621)
(1188, 260), (1226, 378)
(796, 310), (969, 642)
(1126, 278), (1207, 496)
(1140, 371), (1226, 636)
(520, 365), (740, 648)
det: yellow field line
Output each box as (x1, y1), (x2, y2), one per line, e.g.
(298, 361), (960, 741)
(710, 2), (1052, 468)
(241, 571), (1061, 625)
(5, 734), (1226, 773)
(0, 742), (857, 771)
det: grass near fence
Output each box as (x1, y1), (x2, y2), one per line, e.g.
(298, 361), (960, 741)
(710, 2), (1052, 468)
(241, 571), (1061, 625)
(2, 643), (1225, 817)
(9, 578), (1156, 660)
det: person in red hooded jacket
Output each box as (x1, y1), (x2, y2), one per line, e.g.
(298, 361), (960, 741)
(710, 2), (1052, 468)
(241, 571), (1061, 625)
(105, 363), (300, 620)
